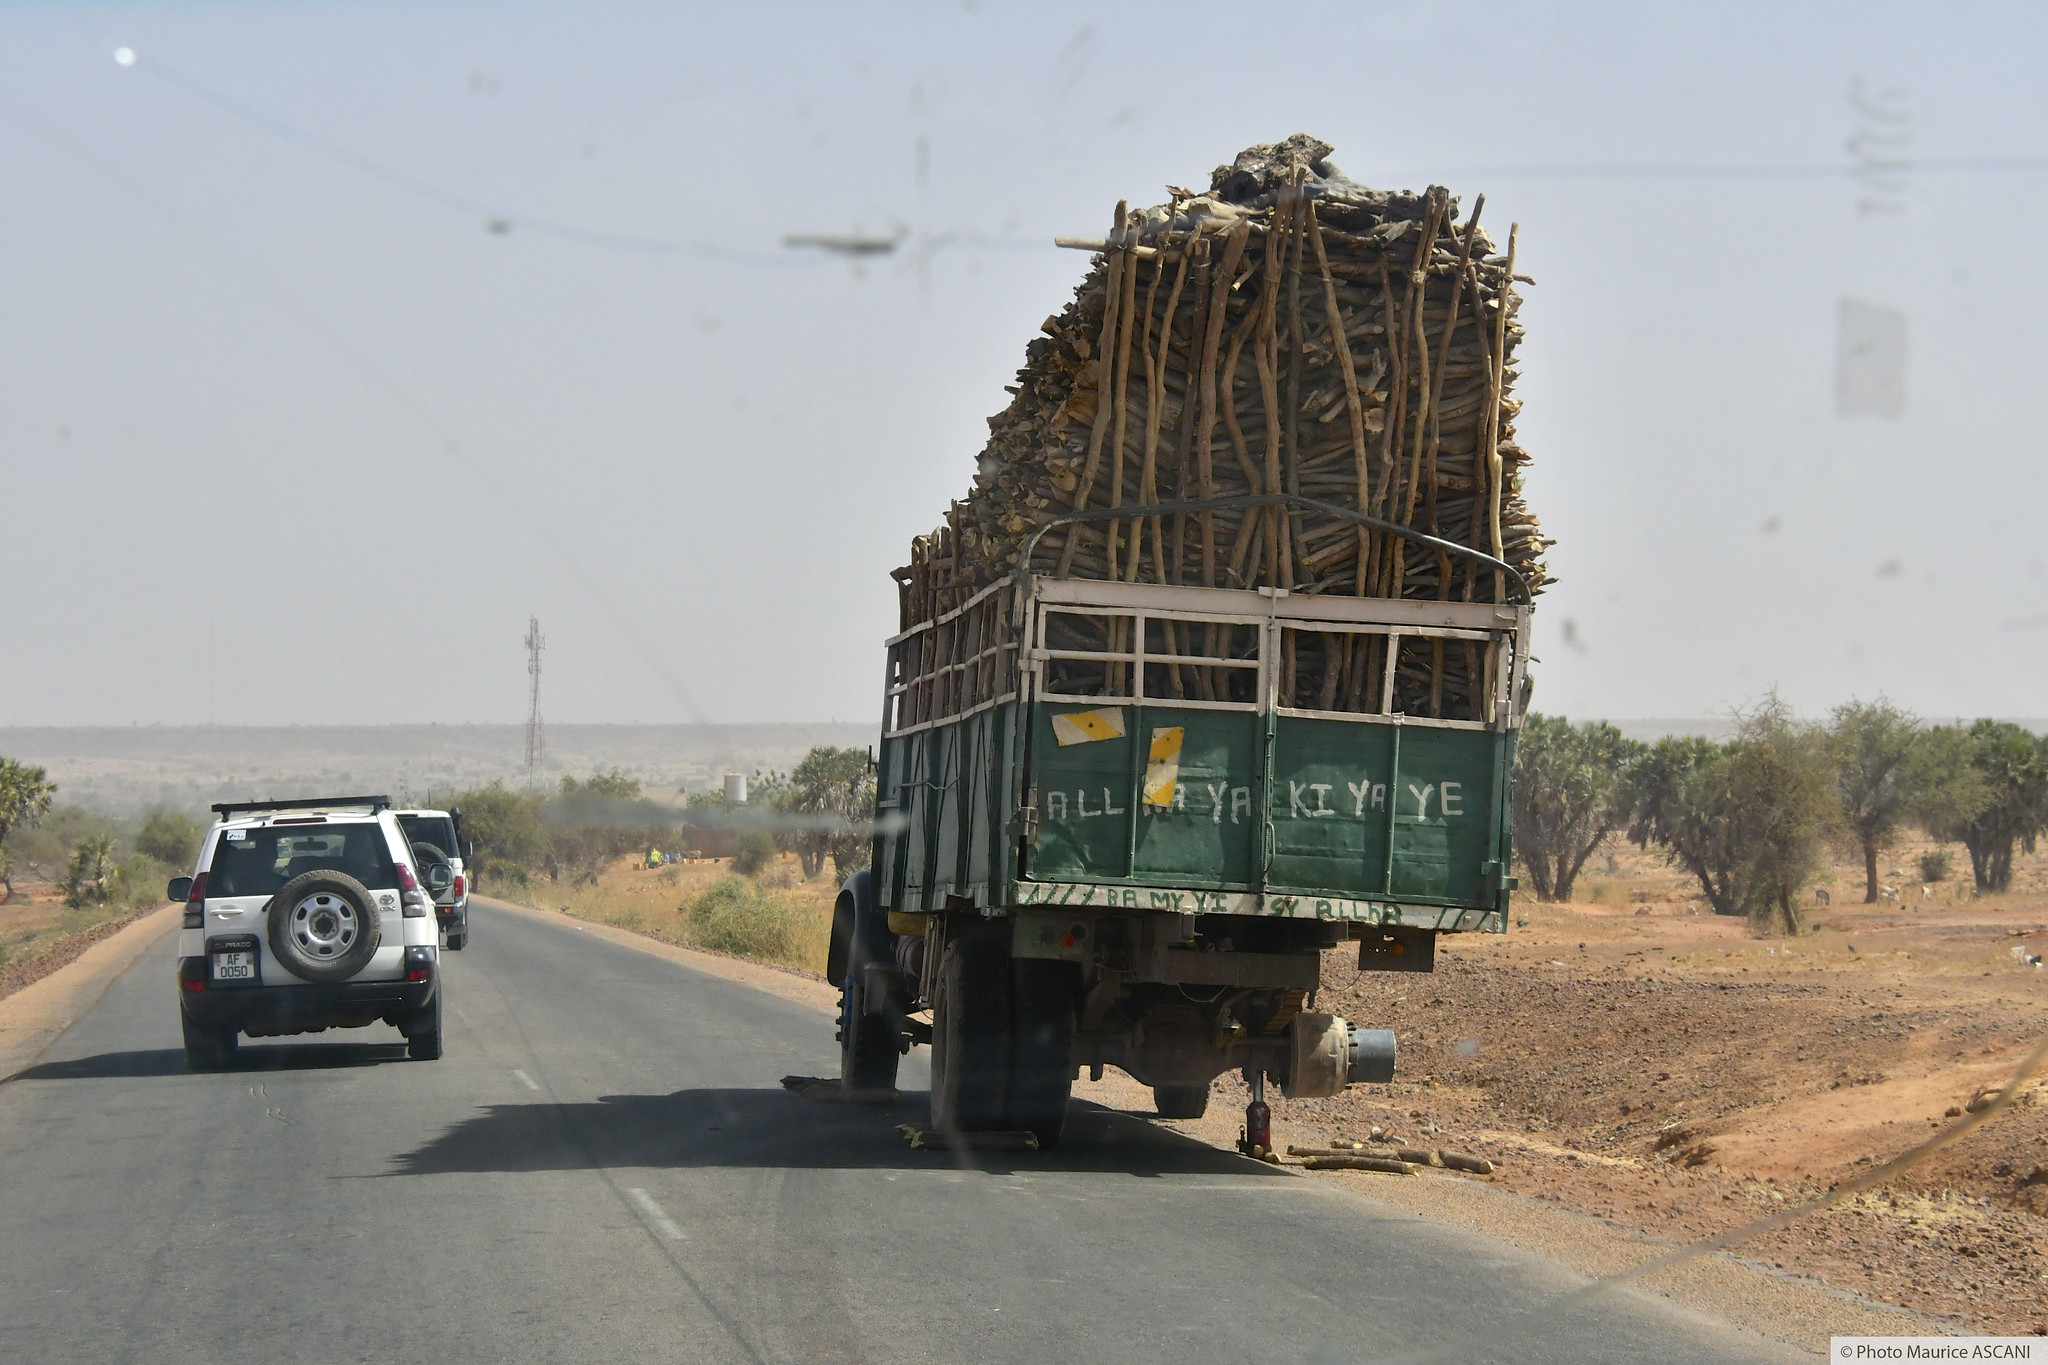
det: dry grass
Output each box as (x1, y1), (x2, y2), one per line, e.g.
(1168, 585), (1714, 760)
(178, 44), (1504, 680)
(507, 854), (837, 976)
(0, 879), (144, 969)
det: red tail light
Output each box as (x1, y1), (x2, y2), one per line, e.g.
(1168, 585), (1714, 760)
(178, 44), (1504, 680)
(187, 872), (207, 904)
(453, 874), (465, 899)
(183, 872), (208, 928)
(395, 863), (418, 892)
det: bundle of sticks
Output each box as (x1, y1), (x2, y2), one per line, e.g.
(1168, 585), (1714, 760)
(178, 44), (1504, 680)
(894, 137), (1550, 717)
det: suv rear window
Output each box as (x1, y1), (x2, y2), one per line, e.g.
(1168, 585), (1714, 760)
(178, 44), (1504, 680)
(206, 825), (398, 897)
(398, 815), (458, 862)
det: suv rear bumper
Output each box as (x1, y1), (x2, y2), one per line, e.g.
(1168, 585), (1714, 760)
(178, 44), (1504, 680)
(178, 956), (437, 1038)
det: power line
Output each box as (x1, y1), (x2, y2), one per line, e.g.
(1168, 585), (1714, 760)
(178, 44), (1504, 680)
(107, 44), (1039, 264)
(118, 46), (818, 265)
(1385, 155), (2048, 183)
(0, 95), (716, 728)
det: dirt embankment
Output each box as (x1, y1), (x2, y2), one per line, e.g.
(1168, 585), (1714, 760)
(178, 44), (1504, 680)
(0, 878), (162, 1004)
(1274, 839), (2048, 1334)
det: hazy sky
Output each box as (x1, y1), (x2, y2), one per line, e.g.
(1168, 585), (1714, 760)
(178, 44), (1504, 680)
(3, 1), (2045, 728)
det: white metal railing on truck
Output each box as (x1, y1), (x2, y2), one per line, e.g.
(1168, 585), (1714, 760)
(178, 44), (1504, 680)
(881, 492), (1533, 738)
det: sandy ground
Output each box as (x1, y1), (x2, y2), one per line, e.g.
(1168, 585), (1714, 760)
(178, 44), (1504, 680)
(1273, 836), (2048, 1336)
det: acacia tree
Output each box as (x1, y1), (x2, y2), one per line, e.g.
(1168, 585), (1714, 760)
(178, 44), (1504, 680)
(1512, 715), (1642, 902)
(1924, 721), (2048, 892)
(1828, 699), (1923, 903)
(0, 758), (57, 902)
(1624, 735), (1743, 915)
(778, 747), (874, 879)
(1726, 701), (1841, 933)
(1625, 698), (1838, 933)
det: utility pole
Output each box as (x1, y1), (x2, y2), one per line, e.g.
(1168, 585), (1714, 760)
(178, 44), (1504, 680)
(523, 616), (546, 789)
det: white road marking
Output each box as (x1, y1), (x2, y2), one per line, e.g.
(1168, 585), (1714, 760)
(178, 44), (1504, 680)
(511, 1069), (540, 1091)
(628, 1187), (685, 1241)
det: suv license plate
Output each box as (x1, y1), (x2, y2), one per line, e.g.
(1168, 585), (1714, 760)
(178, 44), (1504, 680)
(212, 951), (256, 982)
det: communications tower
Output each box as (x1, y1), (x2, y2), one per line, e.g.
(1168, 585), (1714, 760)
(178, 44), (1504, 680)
(523, 616), (545, 788)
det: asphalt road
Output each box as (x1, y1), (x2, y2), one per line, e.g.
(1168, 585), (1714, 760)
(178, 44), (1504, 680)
(0, 901), (1800, 1365)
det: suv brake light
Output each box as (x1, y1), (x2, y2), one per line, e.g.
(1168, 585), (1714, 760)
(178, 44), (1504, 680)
(453, 873), (465, 900)
(396, 862), (429, 916)
(183, 872), (207, 928)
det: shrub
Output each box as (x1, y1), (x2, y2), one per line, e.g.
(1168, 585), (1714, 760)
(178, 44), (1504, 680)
(686, 877), (798, 959)
(134, 808), (201, 868)
(1917, 849), (1953, 882)
(730, 828), (778, 876)
(444, 782), (551, 886)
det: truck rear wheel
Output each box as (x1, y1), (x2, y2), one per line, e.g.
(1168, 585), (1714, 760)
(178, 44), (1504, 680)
(1152, 1084), (1210, 1120)
(1004, 959), (1076, 1148)
(835, 871), (901, 1093)
(930, 933), (1008, 1133)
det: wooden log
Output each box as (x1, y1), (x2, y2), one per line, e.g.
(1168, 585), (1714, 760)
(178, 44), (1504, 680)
(1170, 232), (1211, 586)
(1136, 237), (1190, 583)
(1196, 223), (1249, 589)
(1300, 1155), (1419, 1174)
(1488, 225), (1518, 602)
(1125, 244), (1167, 580)
(1425, 194), (1483, 540)
(1104, 230), (1140, 575)
(1439, 1150), (1496, 1175)
(1306, 201), (1374, 597)
(1058, 201), (1128, 576)
(1281, 168), (1311, 588)
(1254, 220), (1288, 585)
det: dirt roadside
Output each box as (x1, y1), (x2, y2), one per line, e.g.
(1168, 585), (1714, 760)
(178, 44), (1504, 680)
(0, 903), (179, 1082)
(1285, 836), (2048, 1339)
(486, 894), (1955, 1352)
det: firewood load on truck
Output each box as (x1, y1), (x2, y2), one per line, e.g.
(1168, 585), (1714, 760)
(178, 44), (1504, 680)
(829, 135), (1545, 1151)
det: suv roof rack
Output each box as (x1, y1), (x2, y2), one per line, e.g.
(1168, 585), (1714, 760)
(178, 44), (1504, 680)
(211, 795), (393, 817)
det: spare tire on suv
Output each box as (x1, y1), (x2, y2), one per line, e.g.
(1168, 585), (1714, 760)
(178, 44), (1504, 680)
(267, 870), (382, 983)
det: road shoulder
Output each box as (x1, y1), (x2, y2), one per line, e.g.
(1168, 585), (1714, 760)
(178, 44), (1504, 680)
(476, 895), (839, 1015)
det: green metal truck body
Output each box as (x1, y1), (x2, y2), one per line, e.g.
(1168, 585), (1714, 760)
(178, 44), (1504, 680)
(873, 574), (1527, 930)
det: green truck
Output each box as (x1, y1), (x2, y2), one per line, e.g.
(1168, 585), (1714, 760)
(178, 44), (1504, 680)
(830, 497), (1530, 1148)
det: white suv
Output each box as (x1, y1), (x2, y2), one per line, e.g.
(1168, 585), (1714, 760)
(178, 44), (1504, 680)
(394, 808), (470, 950)
(171, 795), (446, 1070)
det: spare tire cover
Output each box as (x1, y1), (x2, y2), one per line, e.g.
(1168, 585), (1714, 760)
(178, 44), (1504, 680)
(267, 870), (382, 983)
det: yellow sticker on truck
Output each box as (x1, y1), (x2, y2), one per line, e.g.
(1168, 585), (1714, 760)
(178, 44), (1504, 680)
(1142, 726), (1183, 807)
(1050, 708), (1126, 746)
